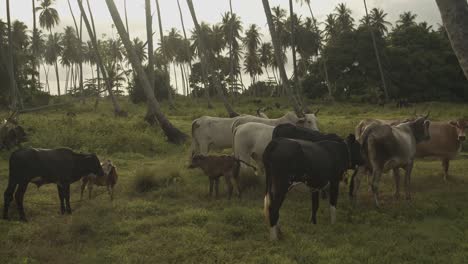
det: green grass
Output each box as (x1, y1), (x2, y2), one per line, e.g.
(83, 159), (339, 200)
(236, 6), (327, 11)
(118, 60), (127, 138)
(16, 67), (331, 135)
(1, 97), (468, 263)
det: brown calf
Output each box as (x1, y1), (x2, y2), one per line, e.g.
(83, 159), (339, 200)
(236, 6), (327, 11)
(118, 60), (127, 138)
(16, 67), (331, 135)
(81, 160), (118, 200)
(189, 155), (255, 199)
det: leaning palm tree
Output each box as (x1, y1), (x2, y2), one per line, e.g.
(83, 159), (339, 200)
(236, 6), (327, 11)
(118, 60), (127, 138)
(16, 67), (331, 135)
(105, 0), (187, 143)
(76, 0), (125, 115)
(362, 0), (389, 101)
(436, 0), (468, 80)
(262, 0), (301, 112)
(155, 0), (176, 109)
(186, 0), (238, 117)
(36, 0), (61, 95)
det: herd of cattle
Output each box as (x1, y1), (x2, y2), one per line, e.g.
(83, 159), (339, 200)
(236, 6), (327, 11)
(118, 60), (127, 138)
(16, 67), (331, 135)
(1, 109), (467, 241)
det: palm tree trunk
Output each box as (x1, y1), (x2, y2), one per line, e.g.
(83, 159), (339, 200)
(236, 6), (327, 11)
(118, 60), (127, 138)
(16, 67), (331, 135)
(105, 0), (187, 143)
(54, 60), (61, 96)
(144, 0), (158, 125)
(31, 0), (37, 91)
(68, 0), (84, 98)
(262, 0), (302, 113)
(6, 0), (18, 110)
(186, 0), (238, 117)
(173, 63), (179, 94)
(228, 0), (235, 96)
(77, 0), (124, 115)
(177, 0), (194, 98)
(363, 0), (389, 101)
(179, 64), (186, 96)
(289, 0), (299, 91)
(124, 0), (130, 38)
(43, 65), (50, 93)
(155, 0), (176, 109)
(435, 0), (468, 80)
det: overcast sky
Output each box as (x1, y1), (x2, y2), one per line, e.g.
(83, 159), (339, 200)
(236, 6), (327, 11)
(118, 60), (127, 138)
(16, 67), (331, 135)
(3, 0), (443, 95)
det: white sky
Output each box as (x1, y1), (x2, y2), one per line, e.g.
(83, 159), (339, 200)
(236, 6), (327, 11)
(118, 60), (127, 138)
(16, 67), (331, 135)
(3, 0), (442, 95)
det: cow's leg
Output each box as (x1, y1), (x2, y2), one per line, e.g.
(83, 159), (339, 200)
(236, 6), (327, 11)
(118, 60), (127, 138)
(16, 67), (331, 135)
(80, 179), (88, 201)
(88, 182), (94, 200)
(15, 183), (29, 222)
(209, 178), (214, 197)
(3, 181), (17, 220)
(310, 190), (320, 224)
(64, 184), (72, 214)
(267, 177), (289, 240)
(329, 181), (339, 224)
(348, 167), (358, 199)
(371, 169), (382, 208)
(224, 173), (234, 200)
(351, 167), (365, 204)
(404, 162), (414, 201)
(393, 168), (401, 200)
(214, 178), (220, 198)
(57, 185), (65, 214)
(442, 159), (450, 181)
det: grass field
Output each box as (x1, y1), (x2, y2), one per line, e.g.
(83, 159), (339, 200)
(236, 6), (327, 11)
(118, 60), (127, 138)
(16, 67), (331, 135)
(1, 98), (468, 263)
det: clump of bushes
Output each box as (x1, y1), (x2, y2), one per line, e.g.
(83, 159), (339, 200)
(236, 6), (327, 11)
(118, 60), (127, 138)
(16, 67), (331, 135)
(133, 165), (182, 193)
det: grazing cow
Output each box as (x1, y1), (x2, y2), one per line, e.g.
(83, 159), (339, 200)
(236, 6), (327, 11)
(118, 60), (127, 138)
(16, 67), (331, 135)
(0, 119), (27, 150)
(80, 160), (118, 200)
(415, 119), (468, 180)
(232, 111), (319, 132)
(188, 155), (256, 199)
(263, 134), (363, 240)
(361, 116), (431, 207)
(3, 148), (104, 221)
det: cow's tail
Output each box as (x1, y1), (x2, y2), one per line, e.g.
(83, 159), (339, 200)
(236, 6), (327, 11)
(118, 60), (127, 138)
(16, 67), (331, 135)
(355, 120), (366, 142)
(190, 120), (201, 158)
(263, 139), (278, 226)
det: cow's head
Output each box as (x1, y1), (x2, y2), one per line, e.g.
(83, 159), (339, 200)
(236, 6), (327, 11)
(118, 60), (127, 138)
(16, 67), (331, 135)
(188, 154), (206, 169)
(84, 154), (105, 177)
(449, 119), (467, 142)
(345, 134), (364, 168)
(295, 109), (319, 131)
(410, 114), (431, 143)
(101, 160), (116, 176)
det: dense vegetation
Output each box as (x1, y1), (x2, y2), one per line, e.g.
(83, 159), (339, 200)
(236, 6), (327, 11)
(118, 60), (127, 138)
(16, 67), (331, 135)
(1, 99), (468, 263)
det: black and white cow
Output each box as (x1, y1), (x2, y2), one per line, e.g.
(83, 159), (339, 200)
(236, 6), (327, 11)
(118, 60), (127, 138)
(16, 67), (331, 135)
(263, 134), (363, 240)
(3, 148), (104, 221)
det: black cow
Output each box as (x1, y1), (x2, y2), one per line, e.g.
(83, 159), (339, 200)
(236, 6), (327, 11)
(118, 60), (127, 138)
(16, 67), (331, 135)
(3, 148), (104, 221)
(263, 134), (363, 240)
(273, 123), (341, 142)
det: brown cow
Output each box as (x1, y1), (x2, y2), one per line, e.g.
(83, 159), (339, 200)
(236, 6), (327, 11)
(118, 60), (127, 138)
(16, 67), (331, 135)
(415, 119), (468, 180)
(188, 155), (256, 199)
(80, 160), (118, 200)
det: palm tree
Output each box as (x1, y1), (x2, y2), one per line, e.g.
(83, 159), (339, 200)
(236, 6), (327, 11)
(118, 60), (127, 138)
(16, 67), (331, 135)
(370, 8), (391, 36)
(155, 0), (176, 109)
(262, 0), (301, 112)
(260, 42), (273, 80)
(67, 0), (84, 97)
(288, 0), (300, 97)
(105, 0), (187, 143)
(436, 0), (468, 80)
(36, 0), (61, 95)
(32, 0), (38, 89)
(243, 24), (263, 91)
(6, 0), (18, 109)
(76, 0), (124, 115)
(363, 0), (389, 101)
(335, 3), (354, 33)
(61, 26), (78, 93)
(397, 11), (417, 29)
(221, 12), (243, 93)
(44, 33), (63, 96)
(186, 0), (238, 117)
(176, 0), (192, 96)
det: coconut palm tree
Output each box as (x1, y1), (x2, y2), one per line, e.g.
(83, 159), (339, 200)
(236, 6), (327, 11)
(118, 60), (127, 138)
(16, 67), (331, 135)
(363, 0), (389, 101)
(335, 3), (354, 33)
(186, 0), (238, 117)
(262, 0), (301, 112)
(260, 42), (273, 80)
(370, 8), (391, 36)
(36, 0), (61, 95)
(436, 0), (468, 80)
(44, 32), (63, 95)
(6, 0), (19, 109)
(105, 0), (187, 143)
(243, 24), (263, 90)
(76, 0), (124, 115)
(288, 0), (300, 96)
(221, 12), (243, 93)
(155, 0), (176, 109)
(397, 11), (417, 29)
(31, 0), (38, 89)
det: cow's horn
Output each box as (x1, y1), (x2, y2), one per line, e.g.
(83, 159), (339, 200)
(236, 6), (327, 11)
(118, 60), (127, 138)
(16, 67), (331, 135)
(314, 109), (320, 115)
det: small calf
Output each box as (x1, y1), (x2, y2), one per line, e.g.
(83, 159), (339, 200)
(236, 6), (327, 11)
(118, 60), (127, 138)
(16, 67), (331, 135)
(81, 160), (118, 200)
(189, 155), (254, 199)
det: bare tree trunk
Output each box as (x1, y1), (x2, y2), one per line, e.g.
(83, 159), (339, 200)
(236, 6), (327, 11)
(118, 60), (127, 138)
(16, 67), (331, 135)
(105, 0), (187, 143)
(155, 0), (176, 109)
(363, 0), (389, 101)
(186, 0), (238, 117)
(435, 0), (468, 80)
(262, 0), (302, 113)
(77, 0), (125, 115)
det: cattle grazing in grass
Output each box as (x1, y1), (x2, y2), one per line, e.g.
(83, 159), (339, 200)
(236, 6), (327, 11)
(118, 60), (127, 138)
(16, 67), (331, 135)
(263, 134), (363, 240)
(3, 148), (104, 221)
(415, 119), (468, 180)
(360, 116), (431, 207)
(188, 155), (256, 199)
(81, 160), (118, 200)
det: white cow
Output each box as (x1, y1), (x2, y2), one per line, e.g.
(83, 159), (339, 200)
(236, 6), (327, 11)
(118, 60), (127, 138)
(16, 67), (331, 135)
(232, 111), (319, 132)
(232, 123), (275, 177)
